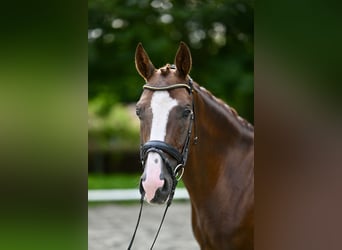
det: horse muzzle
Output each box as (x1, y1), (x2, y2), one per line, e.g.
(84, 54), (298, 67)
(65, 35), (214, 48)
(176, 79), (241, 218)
(140, 151), (173, 204)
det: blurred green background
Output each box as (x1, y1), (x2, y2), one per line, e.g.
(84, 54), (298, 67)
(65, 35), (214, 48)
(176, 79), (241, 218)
(88, 0), (254, 179)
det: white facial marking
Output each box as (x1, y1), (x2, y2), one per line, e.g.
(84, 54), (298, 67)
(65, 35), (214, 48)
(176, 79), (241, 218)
(142, 152), (164, 202)
(142, 91), (178, 203)
(150, 91), (178, 140)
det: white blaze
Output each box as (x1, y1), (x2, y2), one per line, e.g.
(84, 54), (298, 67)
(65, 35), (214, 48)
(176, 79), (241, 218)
(143, 152), (164, 202)
(142, 91), (178, 202)
(150, 91), (178, 140)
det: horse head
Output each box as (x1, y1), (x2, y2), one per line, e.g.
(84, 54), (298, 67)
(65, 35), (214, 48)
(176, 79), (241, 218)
(135, 42), (194, 204)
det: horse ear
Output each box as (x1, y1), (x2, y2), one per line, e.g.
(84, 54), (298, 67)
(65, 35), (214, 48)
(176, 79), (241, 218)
(135, 43), (155, 80)
(174, 42), (192, 78)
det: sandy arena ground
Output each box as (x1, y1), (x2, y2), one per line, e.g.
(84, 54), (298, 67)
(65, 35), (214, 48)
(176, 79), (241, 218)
(88, 201), (199, 250)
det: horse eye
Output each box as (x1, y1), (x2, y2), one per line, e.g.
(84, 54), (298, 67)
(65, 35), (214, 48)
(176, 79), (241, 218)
(136, 107), (142, 118)
(182, 109), (192, 118)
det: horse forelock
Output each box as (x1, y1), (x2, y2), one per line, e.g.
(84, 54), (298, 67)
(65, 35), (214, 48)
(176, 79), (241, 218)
(160, 64), (172, 76)
(146, 64), (190, 88)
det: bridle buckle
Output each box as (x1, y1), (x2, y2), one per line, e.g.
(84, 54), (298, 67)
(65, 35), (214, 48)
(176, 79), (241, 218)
(174, 164), (185, 181)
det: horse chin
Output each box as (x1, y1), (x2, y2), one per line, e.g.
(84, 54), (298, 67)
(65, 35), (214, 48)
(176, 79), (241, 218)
(150, 195), (169, 205)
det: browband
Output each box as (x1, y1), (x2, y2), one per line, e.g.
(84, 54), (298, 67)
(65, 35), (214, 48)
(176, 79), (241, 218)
(143, 83), (192, 92)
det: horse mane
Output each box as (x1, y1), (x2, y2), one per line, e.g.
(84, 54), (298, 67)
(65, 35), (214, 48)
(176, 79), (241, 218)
(194, 83), (254, 132)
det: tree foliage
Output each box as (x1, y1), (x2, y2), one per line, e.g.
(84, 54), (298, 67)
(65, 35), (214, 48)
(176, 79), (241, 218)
(88, 0), (253, 122)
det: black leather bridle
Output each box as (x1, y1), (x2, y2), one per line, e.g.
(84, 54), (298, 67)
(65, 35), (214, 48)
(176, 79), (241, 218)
(140, 80), (195, 179)
(127, 78), (197, 250)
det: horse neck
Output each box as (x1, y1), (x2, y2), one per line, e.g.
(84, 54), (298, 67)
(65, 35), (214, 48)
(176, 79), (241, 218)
(183, 83), (254, 202)
(191, 83), (253, 151)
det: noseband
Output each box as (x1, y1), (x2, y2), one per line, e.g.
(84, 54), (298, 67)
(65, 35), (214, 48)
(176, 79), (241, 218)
(127, 78), (197, 250)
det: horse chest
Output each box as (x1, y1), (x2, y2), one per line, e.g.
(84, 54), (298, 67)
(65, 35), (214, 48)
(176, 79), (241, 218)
(190, 186), (253, 250)
(193, 213), (251, 250)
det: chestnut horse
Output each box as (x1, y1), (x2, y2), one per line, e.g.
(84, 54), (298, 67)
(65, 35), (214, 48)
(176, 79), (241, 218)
(135, 42), (254, 250)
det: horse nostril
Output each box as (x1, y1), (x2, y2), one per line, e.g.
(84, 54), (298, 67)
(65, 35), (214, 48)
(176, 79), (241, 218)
(161, 178), (169, 192)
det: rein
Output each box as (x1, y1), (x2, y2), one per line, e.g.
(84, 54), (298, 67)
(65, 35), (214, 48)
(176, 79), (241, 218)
(127, 78), (197, 250)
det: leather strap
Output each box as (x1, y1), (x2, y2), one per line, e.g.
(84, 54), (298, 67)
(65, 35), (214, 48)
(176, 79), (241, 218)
(143, 83), (192, 92)
(141, 140), (183, 164)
